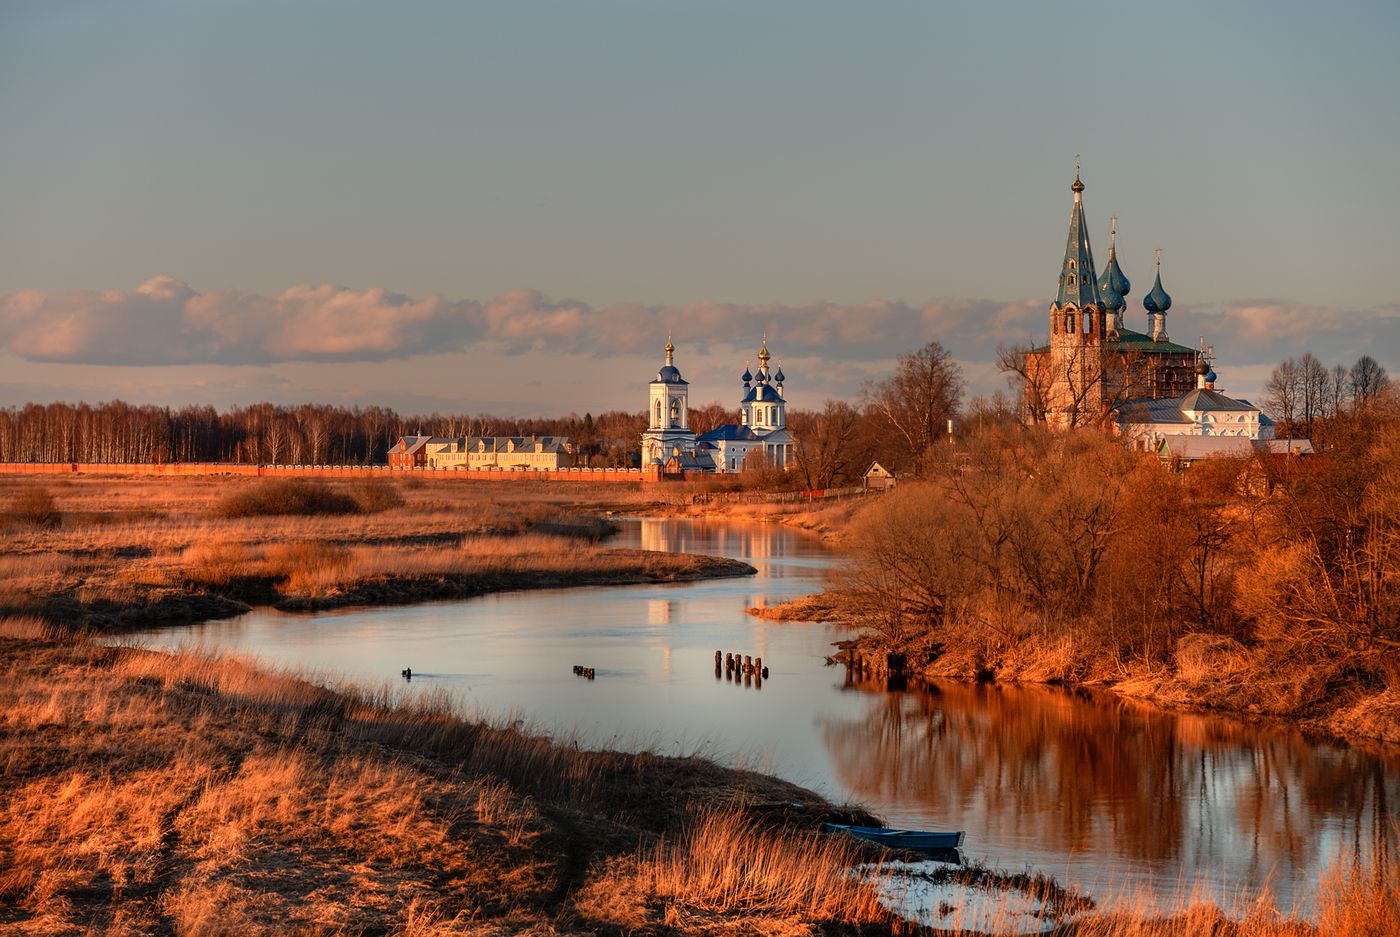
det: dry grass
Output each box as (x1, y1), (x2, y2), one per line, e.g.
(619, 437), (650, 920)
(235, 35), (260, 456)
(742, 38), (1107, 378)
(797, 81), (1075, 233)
(0, 475), (746, 630)
(0, 625), (882, 936)
(576, 810), (893, 931)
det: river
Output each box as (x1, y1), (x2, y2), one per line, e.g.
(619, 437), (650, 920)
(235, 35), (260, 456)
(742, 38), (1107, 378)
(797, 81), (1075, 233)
(123, 517), (1398, 923)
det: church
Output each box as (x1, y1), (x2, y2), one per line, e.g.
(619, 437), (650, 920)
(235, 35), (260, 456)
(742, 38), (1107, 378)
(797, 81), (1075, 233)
(1024, 167), (1200, 428)
(1022, 165), (1307, 454)
(640, 336), (795, 474)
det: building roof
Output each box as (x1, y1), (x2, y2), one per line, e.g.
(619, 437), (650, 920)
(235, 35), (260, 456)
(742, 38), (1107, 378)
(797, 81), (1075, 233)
(396, 435), (451, 455)
(1055, 171), (1103, 309)
(1108, 327), (1197, 355)
(1259, 438), (1314, 455)
(1158, 436), (1257, 459)
(1117, 397), (1194, 424)
(1178, 388), (1257, 412)
(742, 384), (784, 404)
(696, 424), (763, 443)
(1027, 327), (1196, 357)
(469, 436), (573, 453)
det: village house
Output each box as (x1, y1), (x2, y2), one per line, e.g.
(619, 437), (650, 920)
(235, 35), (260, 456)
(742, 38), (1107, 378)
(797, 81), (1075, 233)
(388, 435), (577, 470)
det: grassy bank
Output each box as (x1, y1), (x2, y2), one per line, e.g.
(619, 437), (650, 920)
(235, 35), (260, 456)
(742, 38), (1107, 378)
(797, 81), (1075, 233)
(0, 476), (751, 632)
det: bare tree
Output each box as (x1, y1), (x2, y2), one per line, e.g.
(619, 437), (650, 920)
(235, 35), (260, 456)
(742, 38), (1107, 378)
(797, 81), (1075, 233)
(790, 400), (861, 489)
(864, 341), (964, 471)
(1264, 358), (1301, 432)
(1350, 355), (1391, 407)
(1299, 353), (1330, 438)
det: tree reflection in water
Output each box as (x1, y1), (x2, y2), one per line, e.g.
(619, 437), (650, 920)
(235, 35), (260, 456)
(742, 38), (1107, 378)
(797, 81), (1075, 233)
(820, 675), (1397, 904)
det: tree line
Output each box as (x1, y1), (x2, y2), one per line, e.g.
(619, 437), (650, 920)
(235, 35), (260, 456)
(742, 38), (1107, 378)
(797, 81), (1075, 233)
(1263, 353), (1390, 440)
(0, 341), (969, 487)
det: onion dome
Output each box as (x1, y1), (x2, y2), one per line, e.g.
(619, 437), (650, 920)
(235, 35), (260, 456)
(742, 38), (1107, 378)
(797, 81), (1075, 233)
(1205, 370), (1217, 384)
(1096, 216), (1130, 313)
(653, 333), (687, 383)
(1196, 359), (1209, 376)
(741, 365), (752, 383)
(1142, 251), (1172, 314)
(774, 366), (785, 383)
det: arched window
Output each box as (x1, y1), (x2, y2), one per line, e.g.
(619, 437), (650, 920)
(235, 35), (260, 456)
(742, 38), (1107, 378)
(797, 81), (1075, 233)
(654, 399), (662, 425)
(670, 399), (680, 425)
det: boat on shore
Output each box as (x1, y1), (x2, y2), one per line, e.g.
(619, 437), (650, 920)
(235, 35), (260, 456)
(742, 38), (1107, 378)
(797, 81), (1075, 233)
(822, 823), (965, 851)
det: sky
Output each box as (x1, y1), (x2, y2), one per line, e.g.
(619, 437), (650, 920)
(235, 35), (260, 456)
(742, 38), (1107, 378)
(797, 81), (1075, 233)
(1, 0), (1397, 416)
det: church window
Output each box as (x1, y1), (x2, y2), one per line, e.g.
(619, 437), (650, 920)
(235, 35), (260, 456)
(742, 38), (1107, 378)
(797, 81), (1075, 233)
(670, 399), (680, 424)
(654, 400), (662, 425)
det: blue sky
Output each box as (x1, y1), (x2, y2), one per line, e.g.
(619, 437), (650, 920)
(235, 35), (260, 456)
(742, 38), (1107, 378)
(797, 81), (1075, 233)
(1, 0), (1396, 414)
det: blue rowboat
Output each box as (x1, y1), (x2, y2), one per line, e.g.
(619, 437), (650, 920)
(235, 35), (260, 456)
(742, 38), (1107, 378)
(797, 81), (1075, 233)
(822, 823), (965, 850)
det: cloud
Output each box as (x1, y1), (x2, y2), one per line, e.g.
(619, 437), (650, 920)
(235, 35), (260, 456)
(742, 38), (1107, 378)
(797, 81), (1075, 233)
(0, 276), (483, 365)
(1, 278), (1395, 408)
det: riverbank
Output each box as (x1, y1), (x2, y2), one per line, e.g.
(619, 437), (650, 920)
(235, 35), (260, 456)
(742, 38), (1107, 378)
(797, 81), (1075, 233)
(763, 590), (1400, 748)
(0, 475), (753, 633)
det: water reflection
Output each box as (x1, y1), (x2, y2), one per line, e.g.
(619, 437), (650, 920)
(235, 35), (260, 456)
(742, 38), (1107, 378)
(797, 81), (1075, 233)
(821, 675), (1399, 906)
(118, 517), (1398, 914)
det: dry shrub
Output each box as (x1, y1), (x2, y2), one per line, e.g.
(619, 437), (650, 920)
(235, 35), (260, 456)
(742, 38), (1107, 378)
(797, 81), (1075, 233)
(214, 478), (360, 518)
(575, 810), (890, 928)
(352, 478), (406, 513)
(1174, 633), (1253, 684)
(4, 486), (60, 527)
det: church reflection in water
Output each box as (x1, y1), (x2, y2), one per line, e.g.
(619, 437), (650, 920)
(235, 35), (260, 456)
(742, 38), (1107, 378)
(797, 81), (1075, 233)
(820, 675), (1397, 887)
(639, 518), (791, 574)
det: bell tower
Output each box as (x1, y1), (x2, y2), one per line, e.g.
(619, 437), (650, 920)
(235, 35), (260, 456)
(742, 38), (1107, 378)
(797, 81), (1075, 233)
(640, 335), (696, 465)
(1046, 160), (1108, 428)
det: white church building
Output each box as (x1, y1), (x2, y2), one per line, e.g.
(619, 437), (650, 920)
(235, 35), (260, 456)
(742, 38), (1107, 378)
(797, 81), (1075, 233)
(640, 336), (795, 474)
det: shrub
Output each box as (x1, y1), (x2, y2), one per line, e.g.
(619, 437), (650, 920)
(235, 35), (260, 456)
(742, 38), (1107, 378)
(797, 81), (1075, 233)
(213, 479), (360, 518)
(4, 487), (61, 528)
(351, 479), (405, 514)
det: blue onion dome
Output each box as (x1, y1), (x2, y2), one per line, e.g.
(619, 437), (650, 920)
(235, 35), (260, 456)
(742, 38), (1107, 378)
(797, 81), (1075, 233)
(742, 366), (752, 383)
(1097, 257), (1129, 309)
(1143, 252), (1172, 314)
(657, 364), (682, 382)
(774, 367), (785, 383)
(1097, 270), (1125, 313)
(1205, 370), (1217, 384)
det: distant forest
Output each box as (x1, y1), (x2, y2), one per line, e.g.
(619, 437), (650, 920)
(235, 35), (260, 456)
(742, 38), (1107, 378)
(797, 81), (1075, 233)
(0, 401), (658, 468)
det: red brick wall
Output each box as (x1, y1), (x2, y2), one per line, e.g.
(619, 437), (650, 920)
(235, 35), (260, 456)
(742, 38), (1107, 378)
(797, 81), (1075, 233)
(0, 463), (647, 483)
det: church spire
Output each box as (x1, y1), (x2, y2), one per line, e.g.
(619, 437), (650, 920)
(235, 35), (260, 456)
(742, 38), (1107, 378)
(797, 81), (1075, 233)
(1055, 159), (1102, 309)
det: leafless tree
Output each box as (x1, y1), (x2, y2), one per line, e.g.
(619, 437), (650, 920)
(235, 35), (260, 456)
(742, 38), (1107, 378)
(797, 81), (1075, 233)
(863, 341), (964, 471)
(1349, 355), (1391, 407)
(790, 400), (861, 489)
